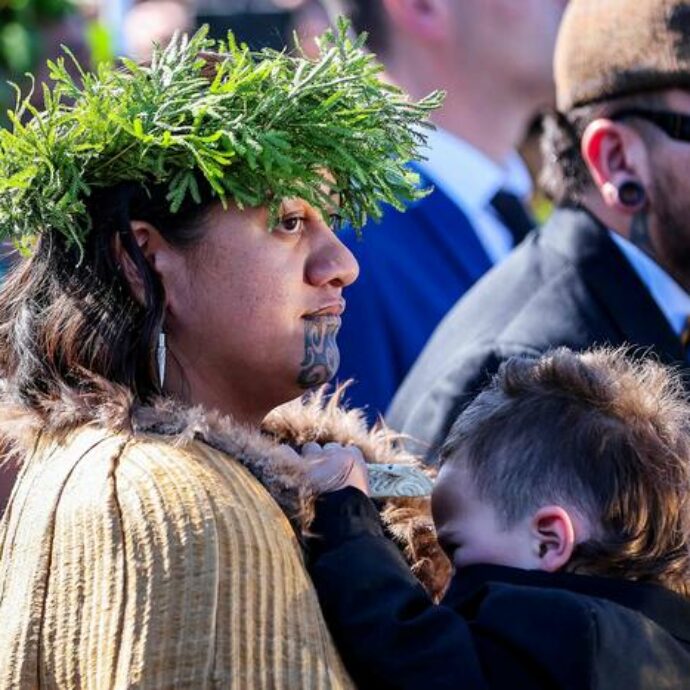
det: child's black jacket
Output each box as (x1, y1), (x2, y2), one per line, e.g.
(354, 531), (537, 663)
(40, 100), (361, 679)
(307, 488), (690, 690)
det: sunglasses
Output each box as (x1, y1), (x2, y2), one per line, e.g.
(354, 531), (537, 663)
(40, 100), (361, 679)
(610, 108), (690, 143)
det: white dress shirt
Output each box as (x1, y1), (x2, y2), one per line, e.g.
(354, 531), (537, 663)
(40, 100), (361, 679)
(610, 231), (690, 338)
(416, 127), (533, 265)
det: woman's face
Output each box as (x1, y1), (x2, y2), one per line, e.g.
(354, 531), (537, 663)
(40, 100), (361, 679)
(162, 195), (359, 421)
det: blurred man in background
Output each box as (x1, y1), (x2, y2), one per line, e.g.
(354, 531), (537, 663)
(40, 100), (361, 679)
(389, 0), (690, 460)
(336, 0), (567, 423)
(124, 0), (194, 61)
(288, 0), (330, 58)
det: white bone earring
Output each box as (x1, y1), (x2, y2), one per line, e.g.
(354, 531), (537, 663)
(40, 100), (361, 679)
(157, 332), (167, 389)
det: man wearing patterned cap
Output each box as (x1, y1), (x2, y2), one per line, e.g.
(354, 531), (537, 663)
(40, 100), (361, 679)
(389, 0), (690, 460)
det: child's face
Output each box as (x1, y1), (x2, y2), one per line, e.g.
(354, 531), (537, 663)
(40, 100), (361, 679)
(431, 462), (538, 571)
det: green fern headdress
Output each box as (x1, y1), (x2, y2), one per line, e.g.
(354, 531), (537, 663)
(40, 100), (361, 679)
(0, 19), (443, 256)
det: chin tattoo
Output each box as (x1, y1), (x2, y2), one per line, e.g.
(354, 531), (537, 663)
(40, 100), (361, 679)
(298, 317), (341, 389)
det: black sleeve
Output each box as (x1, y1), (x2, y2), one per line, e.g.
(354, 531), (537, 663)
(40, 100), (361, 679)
(306, 488), (489, 690)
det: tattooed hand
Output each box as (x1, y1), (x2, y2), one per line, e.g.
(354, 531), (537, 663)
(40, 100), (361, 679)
(298, 315), (341, 388)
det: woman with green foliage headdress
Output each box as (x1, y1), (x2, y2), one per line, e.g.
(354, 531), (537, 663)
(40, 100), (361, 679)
(0, 19), (443, 688)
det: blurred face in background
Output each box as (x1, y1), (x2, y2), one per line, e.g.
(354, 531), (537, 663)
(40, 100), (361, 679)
(289, 1), (331, 60)
(124, 0), (194, 62)
(449, 0), (569, 106)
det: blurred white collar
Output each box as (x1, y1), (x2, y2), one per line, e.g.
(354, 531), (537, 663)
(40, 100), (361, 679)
(416, 126), (532, 212)
(610, 231), (690, 337)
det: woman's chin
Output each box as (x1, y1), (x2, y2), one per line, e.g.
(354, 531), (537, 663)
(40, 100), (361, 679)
(297, 365), (338, 390)
(296, 316), (341, 389)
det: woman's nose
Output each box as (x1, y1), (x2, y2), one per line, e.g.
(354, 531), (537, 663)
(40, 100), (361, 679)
(306, 223), (359, 288)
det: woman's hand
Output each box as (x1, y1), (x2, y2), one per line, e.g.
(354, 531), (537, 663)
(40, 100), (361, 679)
(300, 442), (370, 496)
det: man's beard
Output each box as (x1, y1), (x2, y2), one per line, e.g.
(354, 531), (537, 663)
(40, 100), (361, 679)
(651, 172), (690, 287)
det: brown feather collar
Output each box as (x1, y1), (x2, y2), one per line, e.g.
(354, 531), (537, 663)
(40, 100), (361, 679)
(0, 382), (451, 597)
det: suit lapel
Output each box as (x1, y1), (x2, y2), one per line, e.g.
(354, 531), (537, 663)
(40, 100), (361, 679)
(542, 207), (686, 367)
(411, 166), (493, 282)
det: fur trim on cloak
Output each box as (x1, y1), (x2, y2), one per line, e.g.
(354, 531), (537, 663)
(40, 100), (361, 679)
(0, 381), (451, 598)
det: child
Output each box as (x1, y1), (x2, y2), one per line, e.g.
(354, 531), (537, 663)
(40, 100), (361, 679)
(305, 348), (690, 690)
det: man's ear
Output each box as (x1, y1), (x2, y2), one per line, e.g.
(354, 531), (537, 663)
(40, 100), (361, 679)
(531, 506), (576, 573)
(113, 220), (168, 306)
(581, 119), (649, 214)
(382, 0), (447, 43)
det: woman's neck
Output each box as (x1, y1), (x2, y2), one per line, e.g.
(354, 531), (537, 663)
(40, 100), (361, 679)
(163, 353), (272, 427)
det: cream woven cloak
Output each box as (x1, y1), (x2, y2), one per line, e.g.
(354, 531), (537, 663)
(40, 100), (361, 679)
(0, 386), (447, 689)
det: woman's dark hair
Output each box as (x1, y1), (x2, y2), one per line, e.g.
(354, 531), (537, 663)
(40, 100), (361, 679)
(0, 177), (215, 412)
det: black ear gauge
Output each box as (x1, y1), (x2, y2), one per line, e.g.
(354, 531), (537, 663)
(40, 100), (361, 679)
(617, 180), (646, 209)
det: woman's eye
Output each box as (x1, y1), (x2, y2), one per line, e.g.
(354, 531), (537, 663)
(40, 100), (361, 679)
(329, 213), (343, 233)
(278, 215), (305, 235)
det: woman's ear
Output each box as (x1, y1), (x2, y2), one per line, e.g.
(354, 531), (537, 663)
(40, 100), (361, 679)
(531, 505), (576, 573)
(113, 220), (168, 306)
(581, 118), (650, 214)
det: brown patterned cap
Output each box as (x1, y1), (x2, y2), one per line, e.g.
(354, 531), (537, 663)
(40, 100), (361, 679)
(555, 0), (690, 111)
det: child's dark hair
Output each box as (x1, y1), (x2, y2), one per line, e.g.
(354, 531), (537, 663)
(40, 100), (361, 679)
(440, 348), (690, 596)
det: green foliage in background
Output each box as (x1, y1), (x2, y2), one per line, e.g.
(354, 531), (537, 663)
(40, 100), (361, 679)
(84, 19), (112, 67)
(0, 19), (443, 257)
(0, 0), (113, 132)
(0, 0), (76, 75)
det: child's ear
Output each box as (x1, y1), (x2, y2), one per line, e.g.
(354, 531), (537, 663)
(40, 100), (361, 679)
(531, 506), (576, 573)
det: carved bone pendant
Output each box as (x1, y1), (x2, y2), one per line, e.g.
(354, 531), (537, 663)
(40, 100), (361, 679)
(367, 464), (433, 498)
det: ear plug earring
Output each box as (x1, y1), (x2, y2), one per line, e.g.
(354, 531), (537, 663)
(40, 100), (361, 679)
(617, 180), (646, 209)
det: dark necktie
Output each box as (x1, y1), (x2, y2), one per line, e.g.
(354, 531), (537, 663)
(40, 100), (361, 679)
(490, 189), (536, 247)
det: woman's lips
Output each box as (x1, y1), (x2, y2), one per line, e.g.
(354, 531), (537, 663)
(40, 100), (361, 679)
(305, 299), (346, 318)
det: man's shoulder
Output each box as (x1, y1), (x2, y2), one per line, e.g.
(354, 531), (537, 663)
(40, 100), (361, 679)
(454, 207), (599, 305)
(413, 208), (623, 360)
(391, 232), (575, 378)
(387, 209), (622, 450)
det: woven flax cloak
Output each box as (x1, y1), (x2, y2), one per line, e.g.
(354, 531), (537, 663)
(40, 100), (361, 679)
(0, 387), (446, 688)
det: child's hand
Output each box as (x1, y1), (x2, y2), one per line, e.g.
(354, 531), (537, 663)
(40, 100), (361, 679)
(301, 442), (370, 496)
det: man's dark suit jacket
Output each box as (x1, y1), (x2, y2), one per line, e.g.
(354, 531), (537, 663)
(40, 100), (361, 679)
(308, 488), (690, 690)
(387, 205), (689, 460)
(336, 170), (492, 426)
